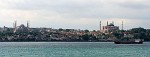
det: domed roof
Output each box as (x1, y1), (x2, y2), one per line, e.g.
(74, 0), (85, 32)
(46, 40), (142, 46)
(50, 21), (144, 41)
(18, 24), (26, 29)
(16, 24), (28, 32)
(108, 23), (114, 26)
(20, 24), (25, 27)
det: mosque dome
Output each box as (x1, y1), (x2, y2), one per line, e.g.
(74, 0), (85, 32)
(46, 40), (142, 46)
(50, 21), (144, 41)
(108, 23), (114, 26)
(16, 24), (28, 33)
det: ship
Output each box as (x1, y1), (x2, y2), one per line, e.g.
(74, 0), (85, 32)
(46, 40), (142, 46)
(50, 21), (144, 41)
(114, 39), (144, 44)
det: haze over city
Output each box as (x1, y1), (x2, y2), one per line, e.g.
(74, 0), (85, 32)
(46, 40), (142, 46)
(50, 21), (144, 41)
(0, 0), (150, 30)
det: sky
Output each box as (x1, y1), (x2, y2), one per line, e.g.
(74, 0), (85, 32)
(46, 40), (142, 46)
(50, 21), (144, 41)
(0, 0), (150, 30)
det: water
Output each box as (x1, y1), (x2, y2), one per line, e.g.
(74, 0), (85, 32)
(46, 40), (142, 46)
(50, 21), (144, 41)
(0, 42), (150, 57)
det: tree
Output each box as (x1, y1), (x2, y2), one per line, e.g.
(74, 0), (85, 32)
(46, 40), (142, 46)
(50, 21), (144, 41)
(84, 30), (89, 33)
(93, 30), (96, 32)
(131, 28), (150, 41)
(112, 32), (121, 39)
(131, 27), (146, 33)
(82, 34), (90, 41)
(66, 29), (71, 32)
(59, 28), (63, 31)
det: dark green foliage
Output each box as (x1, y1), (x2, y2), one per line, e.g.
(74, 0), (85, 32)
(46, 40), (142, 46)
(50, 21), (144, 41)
(66, 29), (71, 32)
(112, 32), (121, 39)
(130, 27), (149, 41)
(84, 30), (89, 33)
(1, 27), (150, 41)
(82, 34), (90, 41)
(131, 27), (146, 33)
(59, 28), (63, 31)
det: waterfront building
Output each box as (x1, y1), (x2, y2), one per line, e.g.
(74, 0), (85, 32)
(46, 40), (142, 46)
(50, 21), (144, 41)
(16, 24), (29, 33)
(102, 21), (119, 33)
(13, 21), (30, 33)
(3, 26), (9, 32)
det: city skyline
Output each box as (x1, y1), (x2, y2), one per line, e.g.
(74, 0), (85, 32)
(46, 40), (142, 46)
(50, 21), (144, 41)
(0, 0), (150, 30)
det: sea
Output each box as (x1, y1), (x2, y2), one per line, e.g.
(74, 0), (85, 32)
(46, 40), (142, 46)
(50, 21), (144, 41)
(0, 42), (150, 57)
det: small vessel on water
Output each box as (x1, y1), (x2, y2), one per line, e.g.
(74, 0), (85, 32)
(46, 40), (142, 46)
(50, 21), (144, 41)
(114, 39), (144, 44)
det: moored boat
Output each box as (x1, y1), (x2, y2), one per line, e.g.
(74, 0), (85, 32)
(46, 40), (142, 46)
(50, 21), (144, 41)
(114, 39), (144, 44)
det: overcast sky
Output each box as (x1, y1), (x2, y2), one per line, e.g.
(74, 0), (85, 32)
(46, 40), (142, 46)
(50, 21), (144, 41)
(0, 0), (150, 30)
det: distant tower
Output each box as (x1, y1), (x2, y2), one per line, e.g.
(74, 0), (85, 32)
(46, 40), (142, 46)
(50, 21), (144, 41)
(13, 22), (15, 28)
(27, 21), (29, 28)
(122, 21), (123, 30)
(27, 21), (29, 30)
(112, 21), (114, 25)
(100, 21), (101, 30)
(14, 20), (17, 33)
(107, 21), (108, 26)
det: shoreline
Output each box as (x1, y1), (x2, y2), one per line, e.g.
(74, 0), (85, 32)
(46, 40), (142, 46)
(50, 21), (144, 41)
(0, 41), (113, 42)
(0, 41), (149, 42)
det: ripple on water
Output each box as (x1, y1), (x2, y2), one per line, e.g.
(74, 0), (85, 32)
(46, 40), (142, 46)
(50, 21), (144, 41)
(0, 42), (150, 57)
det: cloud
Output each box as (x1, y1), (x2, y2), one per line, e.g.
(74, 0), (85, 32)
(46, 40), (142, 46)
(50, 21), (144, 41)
(115, 0), (150, 9)
(0, 0), (150, 30)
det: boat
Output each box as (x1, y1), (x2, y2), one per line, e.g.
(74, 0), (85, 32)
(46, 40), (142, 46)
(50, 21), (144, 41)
(114, 39), (144, 44)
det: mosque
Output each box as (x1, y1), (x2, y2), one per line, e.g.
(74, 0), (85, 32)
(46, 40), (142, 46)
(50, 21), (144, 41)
(100, 21), (121, 33)
(13, 21), (29, 33)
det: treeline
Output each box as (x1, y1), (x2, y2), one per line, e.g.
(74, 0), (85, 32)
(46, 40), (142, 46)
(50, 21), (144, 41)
(113, 27), (150, 41)
(80, 27), (150, 41)
(129, 27), (150, 41)
(0, 27), (150, 42)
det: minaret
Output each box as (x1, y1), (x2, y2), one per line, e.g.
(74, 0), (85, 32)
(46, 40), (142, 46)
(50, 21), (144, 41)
(112, 21), (114, 25)
(122, 21), (123, 30)
(27, 21), (29, 30)
(14, 20), (17, 33)
(100, 21), (101, 30)
(27, 21), (29, 28)
(13, 22), (15, 28)
(107, 21), (108, 26)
